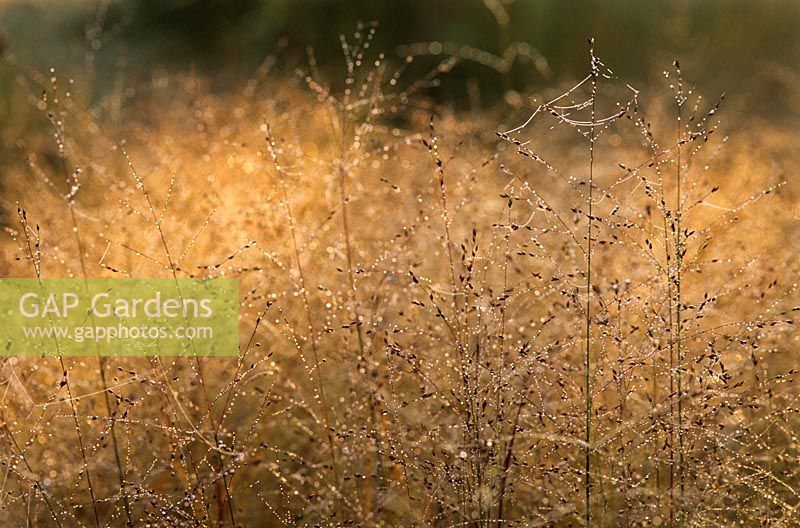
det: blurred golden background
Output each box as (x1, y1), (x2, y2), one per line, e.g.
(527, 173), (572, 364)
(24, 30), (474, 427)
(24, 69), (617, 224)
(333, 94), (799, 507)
(0, 2), (798, 527)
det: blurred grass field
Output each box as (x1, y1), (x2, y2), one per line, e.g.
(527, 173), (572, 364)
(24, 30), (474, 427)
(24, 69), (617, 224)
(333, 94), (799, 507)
(0, 2), (799, 527)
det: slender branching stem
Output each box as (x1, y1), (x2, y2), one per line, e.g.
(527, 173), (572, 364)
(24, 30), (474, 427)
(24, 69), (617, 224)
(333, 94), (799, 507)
(674, 60), (685, 527)
(585, 37), (598, 528)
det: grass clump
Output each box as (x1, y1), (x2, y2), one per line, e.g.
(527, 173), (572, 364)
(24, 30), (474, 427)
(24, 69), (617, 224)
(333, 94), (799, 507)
(0, 28), (798, 527)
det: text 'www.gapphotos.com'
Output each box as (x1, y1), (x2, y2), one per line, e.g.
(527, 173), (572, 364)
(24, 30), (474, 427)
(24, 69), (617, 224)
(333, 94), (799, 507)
(22, 323), (214, 343)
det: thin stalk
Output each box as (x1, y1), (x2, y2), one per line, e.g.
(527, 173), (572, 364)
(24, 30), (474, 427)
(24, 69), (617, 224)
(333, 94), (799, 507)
(585, 37), (598, 528)
(19, 211), (99, 528)
(44, 82), (103, 528)
(123, 150), (236, 526)
(61, 163), (134, 527)
(335, 104), (386, 513)
(497, 401), (523, 527)
(662, 168), (676, 528)
(338, 158), (386, 515)
(674, 60), (685, 526)
(265, 128), (343, 520)
(495, 199), (512, 528)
